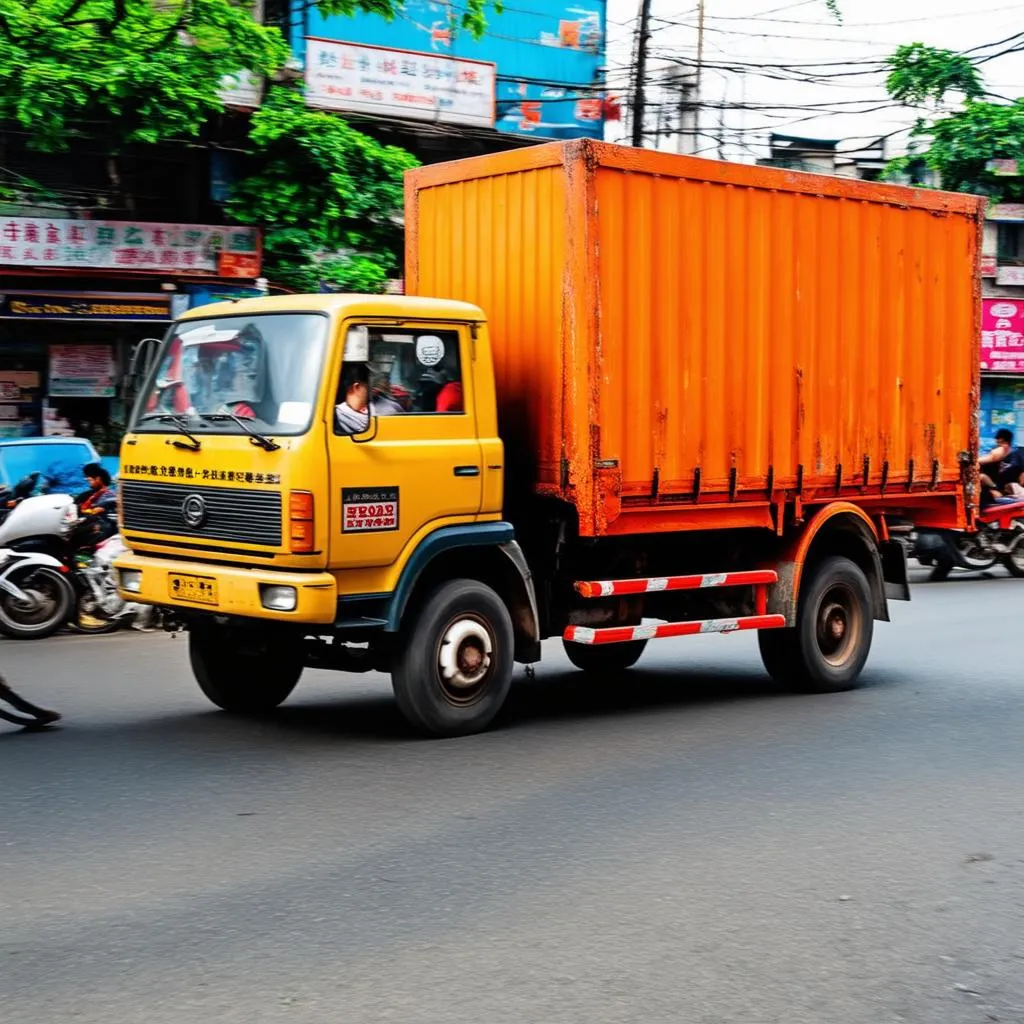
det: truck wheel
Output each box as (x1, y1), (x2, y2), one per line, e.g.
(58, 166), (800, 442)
(562, 638), (647, 673)
(758, 556), (873, 693)
(190, 627), (303, 714)
(392, 579), (514, 737)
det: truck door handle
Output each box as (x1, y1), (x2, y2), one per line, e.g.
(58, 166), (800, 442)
(453, 465), (480, 477)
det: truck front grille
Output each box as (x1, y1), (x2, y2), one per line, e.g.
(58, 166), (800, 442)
(121, 480), (283, 547)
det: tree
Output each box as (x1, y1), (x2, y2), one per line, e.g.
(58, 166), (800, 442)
(227, 89), (418, 292)
(884, 43), (1024, 200)
(0, 0), (502, 151)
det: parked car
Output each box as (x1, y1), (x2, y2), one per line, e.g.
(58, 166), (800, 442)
(0, 437), (111, 496)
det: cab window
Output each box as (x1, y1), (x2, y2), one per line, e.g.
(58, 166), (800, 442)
(334, 327), (464, 436)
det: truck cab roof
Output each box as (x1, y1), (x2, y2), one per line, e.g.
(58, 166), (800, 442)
(176, 294), (487, 324)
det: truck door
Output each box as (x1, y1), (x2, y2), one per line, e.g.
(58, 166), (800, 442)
(327, 322), (483, 571)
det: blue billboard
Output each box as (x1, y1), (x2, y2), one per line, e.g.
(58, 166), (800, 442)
(294, 0), (607, 140)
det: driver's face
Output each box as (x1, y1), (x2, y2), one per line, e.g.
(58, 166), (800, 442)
(87, 475), (101, 490)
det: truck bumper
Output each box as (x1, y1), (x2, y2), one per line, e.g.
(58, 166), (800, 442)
(114, 552), (338, 624)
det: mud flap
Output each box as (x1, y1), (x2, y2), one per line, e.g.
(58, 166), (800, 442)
(880, 540), (911, 602)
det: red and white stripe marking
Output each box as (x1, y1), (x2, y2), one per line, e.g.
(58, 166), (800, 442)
(564, 614), (786, 645)
(574, 570), (778, 599)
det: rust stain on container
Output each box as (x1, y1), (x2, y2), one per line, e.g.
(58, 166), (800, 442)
(406, 139), (983, 537)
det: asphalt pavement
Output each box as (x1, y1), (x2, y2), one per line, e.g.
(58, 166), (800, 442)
(3, 565), (1024, 1024)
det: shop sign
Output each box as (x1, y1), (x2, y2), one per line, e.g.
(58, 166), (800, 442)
(996, 265), (1024, 286)
(1, 292), (171, 321)
(305, 37), (495, 128)
(218, 252), (262, 278)
(219, 70), (263, 109)
(988, 204), (1024, 223)
(981, 254), (998, 277)
(49, 344), (116, 398)
(982, 299), (1024, 373)
(986, 159), (1021, 177)
(0, 218), (261, 276)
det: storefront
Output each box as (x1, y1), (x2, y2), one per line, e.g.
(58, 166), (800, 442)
(0, 216), (262, 455)
(980, 298), (1024, 452)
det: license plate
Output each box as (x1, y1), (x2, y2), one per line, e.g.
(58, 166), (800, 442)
(168, 573), (219, 606)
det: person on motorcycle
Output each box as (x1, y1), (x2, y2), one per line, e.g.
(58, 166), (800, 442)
(0, 675), (60, 730)
(77, 464), (116, 514)
(979, 429), (1024, 507)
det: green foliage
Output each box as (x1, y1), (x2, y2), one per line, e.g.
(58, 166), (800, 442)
(824, 0), (842, 22)
(227, 88), (419, 292)
(886, 43), (984, 107)
(0, 0), (502, 151)
(884, 42), (1024, 199)
(0, 0), (289, 151)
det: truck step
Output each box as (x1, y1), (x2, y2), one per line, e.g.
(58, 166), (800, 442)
(574, 570), (778, 598)
(564, 614), (786, 645)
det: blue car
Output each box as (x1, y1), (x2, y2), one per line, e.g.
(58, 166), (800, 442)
(0, 437), (118, 496)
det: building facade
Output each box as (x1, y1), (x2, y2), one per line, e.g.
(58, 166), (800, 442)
(981, 203), (1024, 453)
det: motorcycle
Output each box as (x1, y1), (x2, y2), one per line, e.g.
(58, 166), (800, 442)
(914, 497), (1024, 581)
(0, 474), (147, 636)
(0, 548), (75, 639)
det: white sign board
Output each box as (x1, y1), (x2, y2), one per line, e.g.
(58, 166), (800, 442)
(305, 38), (495, 128)
(0, 217), (260, 274)
(996, 265), (1024, 286)
(219, 70), (263, 109)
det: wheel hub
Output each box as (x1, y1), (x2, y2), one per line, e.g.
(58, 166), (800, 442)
(816, 585), (860, 668)
(438, 617), (493, 699)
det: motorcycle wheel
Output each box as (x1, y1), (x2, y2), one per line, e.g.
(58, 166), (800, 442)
(70, 600), (121, 635)
(1002, 543), (1024, 578)
(0, 565), (75, 640)
(954, 534), (998, 572)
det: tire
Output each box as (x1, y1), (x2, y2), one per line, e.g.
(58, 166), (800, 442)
(70, 592), (122, 635)
(758, 556), (873, 694)
(562, 637), (647, 673)
(190, 626), (303, 714)
(0, 565), (74, 640)
(391, 579), (514, 737)
(1002, 543), (1024, 578)
(954, 534), (998, 572)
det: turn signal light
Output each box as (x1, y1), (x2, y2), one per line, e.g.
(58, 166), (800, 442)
(289, 490), (315, 553)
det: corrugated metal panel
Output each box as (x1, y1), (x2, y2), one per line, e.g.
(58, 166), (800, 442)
(408, 149), (569, 488)
(406, 140), (982, 537)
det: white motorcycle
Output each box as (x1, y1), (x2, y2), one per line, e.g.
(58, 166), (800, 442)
(0, 476), (148, 637)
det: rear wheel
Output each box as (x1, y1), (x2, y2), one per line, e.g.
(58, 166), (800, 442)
(190, 626), (303, 714)
(758, 556), (873, 693)
(391, 579), (514, 737)
(562, 637), (647, 674)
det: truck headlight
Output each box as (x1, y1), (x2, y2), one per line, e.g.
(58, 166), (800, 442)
(260, 584), (297, 612)
(119, 569), (142, 593)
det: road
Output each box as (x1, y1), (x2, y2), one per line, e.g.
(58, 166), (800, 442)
(3, 568), (1024, 1024)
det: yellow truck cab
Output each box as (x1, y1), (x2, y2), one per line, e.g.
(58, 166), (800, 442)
(117, 294), (540, 736)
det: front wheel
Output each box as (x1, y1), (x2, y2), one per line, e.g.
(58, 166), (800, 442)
(391, 579), (514, 737)
(758, 556), (873, 693)
(0, 565), (74, 640)
(1002, 540), (1024, 578)
(190, 626), (303, 714)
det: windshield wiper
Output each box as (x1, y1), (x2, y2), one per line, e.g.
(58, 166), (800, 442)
(200, 413), (281, 452)
(137, 413), (201, 452)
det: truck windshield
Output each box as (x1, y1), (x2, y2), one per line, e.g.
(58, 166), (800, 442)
(132, 313), (327, 437)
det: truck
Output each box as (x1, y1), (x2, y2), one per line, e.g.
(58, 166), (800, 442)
(116, 140), (983, 737)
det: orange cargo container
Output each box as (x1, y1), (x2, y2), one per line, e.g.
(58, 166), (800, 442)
(407, 139), (983, 538)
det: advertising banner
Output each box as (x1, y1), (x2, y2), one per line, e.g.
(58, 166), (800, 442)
(0, 218), (261, 275)
(49, 345), (116, 398)
(305, 38), (495, 128)
(982, 299), (1024, 374)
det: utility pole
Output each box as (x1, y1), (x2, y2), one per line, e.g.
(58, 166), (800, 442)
(630, 0), (653, 148)
(693, 0), (706, 155)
